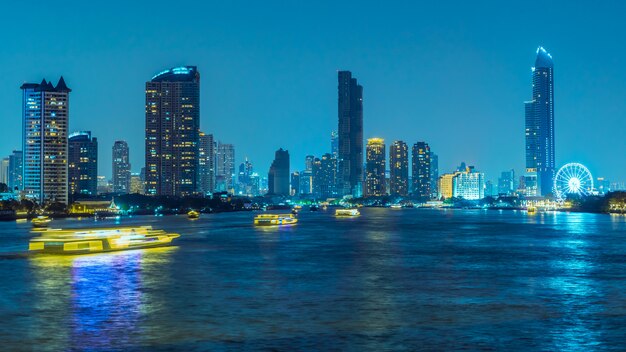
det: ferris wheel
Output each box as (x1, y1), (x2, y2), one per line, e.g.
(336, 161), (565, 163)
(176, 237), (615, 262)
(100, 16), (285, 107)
(553, 163), (594, 200)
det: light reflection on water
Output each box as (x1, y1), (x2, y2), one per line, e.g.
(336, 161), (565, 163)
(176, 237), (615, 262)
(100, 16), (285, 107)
(1, 210), (626, 350)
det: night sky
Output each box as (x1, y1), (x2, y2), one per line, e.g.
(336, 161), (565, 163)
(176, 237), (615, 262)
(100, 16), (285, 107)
(3, 1), (625, 183)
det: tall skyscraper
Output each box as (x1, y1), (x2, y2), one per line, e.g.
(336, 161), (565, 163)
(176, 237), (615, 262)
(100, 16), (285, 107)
(197, 132), (215, 195)
(429, 152), (438, 198)
(365, 138), (386, 197)
(331, 130), (338, 159)
(291, 171), (300, 196)
(313, 153), (337, 199)
(525, 47), (555, 196)
(498, 169), (516, 195)
(268, 148), (290, 196)
(337, 71), (363, 197)
(215, 142), (235, 192)
(68, 131), (98, 196)
(389, 140), (409, 196)
(237, 158), (253, 195)
(145, 66), (200, 197)
(8, 150), (23, 191)
(299, 155), (315, 195)
(21, 78), (71, 204)
(112, 140), (131, 194)
(0, 158), (8, 187)
(412, 142), (431, 198)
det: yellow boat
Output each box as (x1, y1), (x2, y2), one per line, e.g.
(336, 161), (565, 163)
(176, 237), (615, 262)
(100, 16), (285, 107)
(187, 210), (200, 219)
(335, 208), (360, 217)
(31, 216), (52, 227)
(254, 214), (298, 226)
(29, 226), (180, 255)
(527, 206), (537, 213)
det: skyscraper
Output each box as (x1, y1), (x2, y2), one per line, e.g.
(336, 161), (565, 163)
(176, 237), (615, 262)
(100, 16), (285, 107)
(145, 66), (200, 197)
(429, 152), (439, 198)
(197, 132), (215, 195)
(337, 71), (363, 197)
(21, 78), (71, 204)
(299, 155), (315, 195)
(331, 130), (338, 159)
(215, 142), (235, 192)
(365, 138), (386, 197)
(68, 131), (98, 196)
(112, 140), (131, 194)
(268, 148), (290, 196)
(8, 150), (23, 191)
(0, 158), (8, 187)
(412, 142), (431, 198)
(389, 140), (409, 196)
(525, 47), (555, 196)
(313, 153), (337, 199)
(498, 169), (516, 195)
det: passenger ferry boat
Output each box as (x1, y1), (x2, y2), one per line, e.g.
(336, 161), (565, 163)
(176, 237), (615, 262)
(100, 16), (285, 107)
(335, 208), (360, 217)
(254, 214), (298, 226)
(31, 216), (52, 227)
(29, 226), (180, 255)
(187, 210), (200, 219)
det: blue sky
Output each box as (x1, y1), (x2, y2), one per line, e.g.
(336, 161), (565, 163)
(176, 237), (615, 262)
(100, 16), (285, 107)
(2, 1), (625, 183)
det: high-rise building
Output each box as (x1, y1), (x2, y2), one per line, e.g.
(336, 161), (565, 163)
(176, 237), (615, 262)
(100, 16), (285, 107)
(389, 140), (409, 196)
(8, 150), (23, 191)
(438, 173), (455, 199)
(525, 47), (555, 196)
(331, 130), (338, 159)
(299, 155), (315, 195)
(198, 132), (215, 195)
(337, 71), (363, 197)
(268, 148), (290, 196)
(21, 78), (71, 204)
(130, 172), (145, 194)
(313, 153), (337, 199)
(112, 140), (131, 194)
(412, 142), (431, 198)
(215, 142), (235, 193)
(237, 158), (254, 195)
(145, 66), (200, 197)
(68, 131), (98, 196)
(429, 152), (439, 198)
(0, 158), (8, 186)
(497, 169), (516, 195)
(291, 171), (300, 196)
(438, 166), (485, 200)
(365, 138), (386, 197)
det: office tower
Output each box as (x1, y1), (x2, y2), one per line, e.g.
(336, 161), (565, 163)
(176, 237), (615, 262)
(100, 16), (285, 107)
(438, 174), (455, 199)
(68, 131), (98, 196)
(8, 150), (23, 191)
(112, 140), (131, 194)
(0, 158), (8, 186)
(130, 173), (145, 194)
(268, 148), (290, 196)
(365, 138), (386, 197)
(97, 176), (111, 194)
(145, 66), (199, 196)
(485, 181), (495, 197)
(525, 47), (555, 196)
(21, 78), (71, 204)
(337, 71), (364, 197)
(389, 140), (409, 196)
(299, 155), (315, 195)
(429, 152), (438, 198)
(313, 153), (337, 199)
(291, 171), (300, 196)
(331, 130), (338, 159)
(412, 142), (431, 198)
(215, 142), (235, 192)
(498, 169), (516, 195)
(237, 158), (253, 195)
(198, 132), (215, 195)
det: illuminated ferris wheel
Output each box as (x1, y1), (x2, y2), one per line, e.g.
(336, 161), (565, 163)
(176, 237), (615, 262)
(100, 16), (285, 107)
(553, 163), (594, 200)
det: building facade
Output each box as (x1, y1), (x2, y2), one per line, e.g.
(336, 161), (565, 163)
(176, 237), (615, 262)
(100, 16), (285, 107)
(68, 131), (98, 196)
(389, 140), (409, 196)
(112, 140), (131, 194)
(215, 142), (235, 193)
(8, 150), (23, 191)
(21, 78), (71, 204)
(429, 152), (439, 198)
(365, 138), (386, 197)
(412, 142), (431, 198)
(337, 71), (363, 197)
(198, 132), (215, 195)
(313, 153), (337, 199)
(145, 66), (200, 196)
(268, 148), (290, 196)
(525, 47), (555, 196)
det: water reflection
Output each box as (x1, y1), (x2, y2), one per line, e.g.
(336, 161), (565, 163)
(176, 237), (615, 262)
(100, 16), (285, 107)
(29, 248), (175, 351)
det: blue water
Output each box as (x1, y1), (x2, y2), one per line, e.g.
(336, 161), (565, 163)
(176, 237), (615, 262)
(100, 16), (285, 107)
(1, 209), (626, 351)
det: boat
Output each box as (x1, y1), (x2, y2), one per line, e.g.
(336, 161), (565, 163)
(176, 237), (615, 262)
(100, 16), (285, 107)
(389, 204), (402, 209)
(31, 216), (52, 227)
(187, 210), (200, 219)
(335, 208), (360, 217)
(527, 206), (537, 213)
(254, 214), (298, 226)
(28, 226), (180, 255)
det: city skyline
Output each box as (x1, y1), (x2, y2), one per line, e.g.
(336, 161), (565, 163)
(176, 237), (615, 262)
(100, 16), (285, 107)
(2, 2), (626, 184)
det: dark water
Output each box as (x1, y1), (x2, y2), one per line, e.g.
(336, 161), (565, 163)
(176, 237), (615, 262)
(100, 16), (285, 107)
(2, 209), (626, 351)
